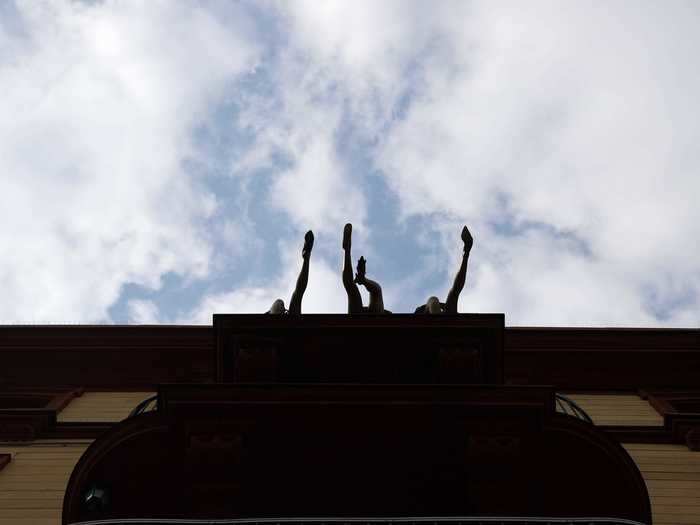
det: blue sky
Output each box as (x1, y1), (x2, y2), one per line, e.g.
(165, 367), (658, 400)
(1, 0), (698, 327)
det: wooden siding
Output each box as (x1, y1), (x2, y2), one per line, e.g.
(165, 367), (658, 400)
(0, 440), (91, 525)
(624, 444), (700, 525)
(57, 391), (155, 422)
(564, 393), (664, 426)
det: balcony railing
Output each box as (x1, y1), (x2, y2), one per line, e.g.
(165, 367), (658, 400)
(129, 393), (594, 424)
(555, 394), (593, 424)
(67, 516), (649, 525)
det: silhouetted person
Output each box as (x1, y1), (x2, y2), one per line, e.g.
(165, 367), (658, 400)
(267, 230), (314, 315)
(342, 223), (391, 314)
(415, 225), (473, 314)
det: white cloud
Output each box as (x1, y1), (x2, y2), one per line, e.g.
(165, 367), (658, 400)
(181, 238), (348, 324)
(127, 299), (160, 325)
(186, 1), (700, 326)
(268, 133), (365, 233)
(277, 0), (442, 133)
(368, 2), (700, 326)
(247, 2), (700, 325)
(0, 1), (259, 322)
(3, 1), (698, 327)
(232, 59), (368, 237)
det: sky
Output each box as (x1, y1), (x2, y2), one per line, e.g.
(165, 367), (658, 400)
(1, 0), (698, 327)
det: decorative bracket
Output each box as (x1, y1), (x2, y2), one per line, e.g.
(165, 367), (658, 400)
(638, 389), (700, 451)
(0, 387), (83, 441)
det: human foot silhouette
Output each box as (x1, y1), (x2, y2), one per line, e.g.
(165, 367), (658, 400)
(354, 256), (367, 284)
(462, 225), (473, 252)
(303, 230), (314, 258)
(342, 223), (352, 250)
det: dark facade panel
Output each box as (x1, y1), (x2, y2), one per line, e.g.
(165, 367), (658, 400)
(505, 327), (700, 389)
(1, 323), (698, 391)
(0, 325), (215, 388)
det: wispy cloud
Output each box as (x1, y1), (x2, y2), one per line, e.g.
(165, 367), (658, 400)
(2, 1), (698, 327)
(0, 1), (259, 322)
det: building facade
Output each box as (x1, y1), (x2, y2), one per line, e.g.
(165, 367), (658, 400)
(1, 314), (699, 524)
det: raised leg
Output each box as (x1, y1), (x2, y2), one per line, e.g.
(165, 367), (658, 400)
(288, 230), (314, 315)
(445, 225), (473, 314)
(355, 256), (385, 313)
(342, 223), (363, 314)
(363, 278), (385, 313)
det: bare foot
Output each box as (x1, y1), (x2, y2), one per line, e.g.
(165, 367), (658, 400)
(303, 230), (314, 258)
(342, 223), (352, 250)
(462, 225), (473, 253)
(354, 256), (367, 284)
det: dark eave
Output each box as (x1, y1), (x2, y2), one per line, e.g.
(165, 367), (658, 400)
(1, 321), (698, 391)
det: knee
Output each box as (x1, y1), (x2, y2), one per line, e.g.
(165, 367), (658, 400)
(427, 296), (441, 314)
(268, 299), (286, 314)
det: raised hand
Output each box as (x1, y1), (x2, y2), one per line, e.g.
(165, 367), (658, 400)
(462, 225), (473, 253)
(342, 223), (352, 250)
(354, 256), (367, 284)
(302, 230), (314, 259)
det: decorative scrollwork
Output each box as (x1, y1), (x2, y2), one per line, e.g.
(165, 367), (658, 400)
(128, 395), (158, 418)
(555, 393), (593, 424)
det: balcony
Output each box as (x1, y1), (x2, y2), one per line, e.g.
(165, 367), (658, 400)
(63, 384), (651, 525)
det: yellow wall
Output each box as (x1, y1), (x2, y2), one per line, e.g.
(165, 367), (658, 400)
(0, 392), (153, 524)
(57, 392), (155, 423)
(565, 394), (664, 426)
(0, 440), (91, 525)
(624, 444), (700, 525)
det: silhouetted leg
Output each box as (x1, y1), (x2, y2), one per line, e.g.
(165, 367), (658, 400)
(289, 231), (314, 315)
(355, 256), (385, 313)
(445, 226), (473, 314)
(362, 278), (385, 313)
(342, 224), (363, 314)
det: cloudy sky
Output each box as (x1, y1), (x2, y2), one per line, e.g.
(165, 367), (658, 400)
(1, 0), (698, 327)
